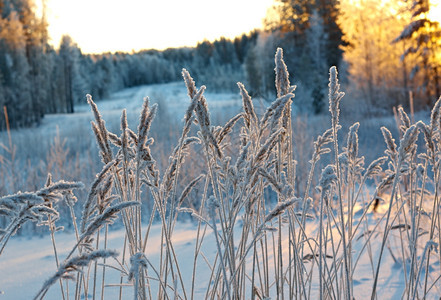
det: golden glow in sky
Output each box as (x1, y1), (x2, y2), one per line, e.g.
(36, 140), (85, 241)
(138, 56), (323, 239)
(44, 0), (274, 54)
(428, 0), (441, 23)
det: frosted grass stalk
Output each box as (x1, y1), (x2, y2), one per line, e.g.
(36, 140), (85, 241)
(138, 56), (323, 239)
(371, 123), (420, 299)
(35, 250), (118, 300)
(328, 66), (352, 300)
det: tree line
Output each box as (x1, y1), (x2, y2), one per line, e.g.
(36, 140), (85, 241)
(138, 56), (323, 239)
(0, 0), (258, 130)
(1, 0), (440, 130)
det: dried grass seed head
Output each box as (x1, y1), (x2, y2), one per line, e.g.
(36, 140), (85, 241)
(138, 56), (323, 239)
(430, 96), (441, 132)
(365, 156), (388, 178)
(260, 93), (294, 131)
(81, 201), (140, 239)
(194, 99), (223, 158)
(182, 68), (197, 99)
(328, 66), (345, 126)
(217, 113), (243, 145)
(398, 122), (421, 158)
(138, 97), (150, 133)
(86, 94), (103, 130)
(81, 160), (116, 232)
(161, 158), (178, 196)
(184, 85), (206, 124)
(0, 193), (43, 207)
(347, 122), (360, 160)
(108, 131), (122, 146)
(275, 48), (290, 98)
(120, 109), (129, 158)
(36, 250), (118, 298)
(398, 106), (411, 132)
(128, 252), (148, 281)
(87, 95), (113, 163)
(235, 141), (251, 174)
(263, 198), (298, 224)
(38, 181), (84, 197)
(91, 122), (110, 163)
(237, 82), (258, 127)
(418, 122), (435, 157)
(30, 205), (59, 224)
(137, 103), (157, 154)
(318, 164), (338, 194)
(45, 174), (52, 187)
(258, 168), (282, 194)
(178, 174), (205, 206)
(381, 126), (397, 158)
(255, 128), (285, 165)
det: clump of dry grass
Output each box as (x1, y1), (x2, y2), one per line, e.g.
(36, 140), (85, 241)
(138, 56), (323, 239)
(0, 179), (84, 256)
(1, 49), (440, 300)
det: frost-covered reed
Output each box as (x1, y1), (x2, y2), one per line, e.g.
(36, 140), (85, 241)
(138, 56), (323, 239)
(0, 48), (440, 300)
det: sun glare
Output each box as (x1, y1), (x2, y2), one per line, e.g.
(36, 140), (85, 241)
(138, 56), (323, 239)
(41, 0), (274, 54)
(428, 0), (441, 23)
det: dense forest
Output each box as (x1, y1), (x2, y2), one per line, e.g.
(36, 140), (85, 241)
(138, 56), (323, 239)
(0, 0), (440, 130)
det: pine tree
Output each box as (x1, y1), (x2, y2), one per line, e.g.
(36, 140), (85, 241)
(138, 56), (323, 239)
(57, 35), (90, 112)
(0, 0), (53, 128)
(261, 0), (344, 113)
(245, 46), (262, 96)
(0, 10), (33, 128)
(315, 0), (344, 67)
(307, 11), (328, 113)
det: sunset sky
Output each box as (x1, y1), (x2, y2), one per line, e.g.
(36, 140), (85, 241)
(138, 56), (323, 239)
(40, 0), (441, 54)
(43, 0), (275, 54)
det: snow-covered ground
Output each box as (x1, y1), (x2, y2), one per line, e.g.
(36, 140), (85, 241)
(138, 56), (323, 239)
(0, 210), (432, 299)
(15, 82), (243, 145)
(0, 223), (214, 299)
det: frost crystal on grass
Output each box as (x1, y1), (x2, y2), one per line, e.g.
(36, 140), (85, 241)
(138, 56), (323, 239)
(328, 66), (344, 127)
(318, 164), (337, 194)
(275, 48), (290, 98)
(263, 198), (298, 224)
(128, 252), (148, 282)
(35, 250), (118, 300)
(347, 122), (360, 160)
(398, 122), (421, 159)
(238, 82), (258, 127)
